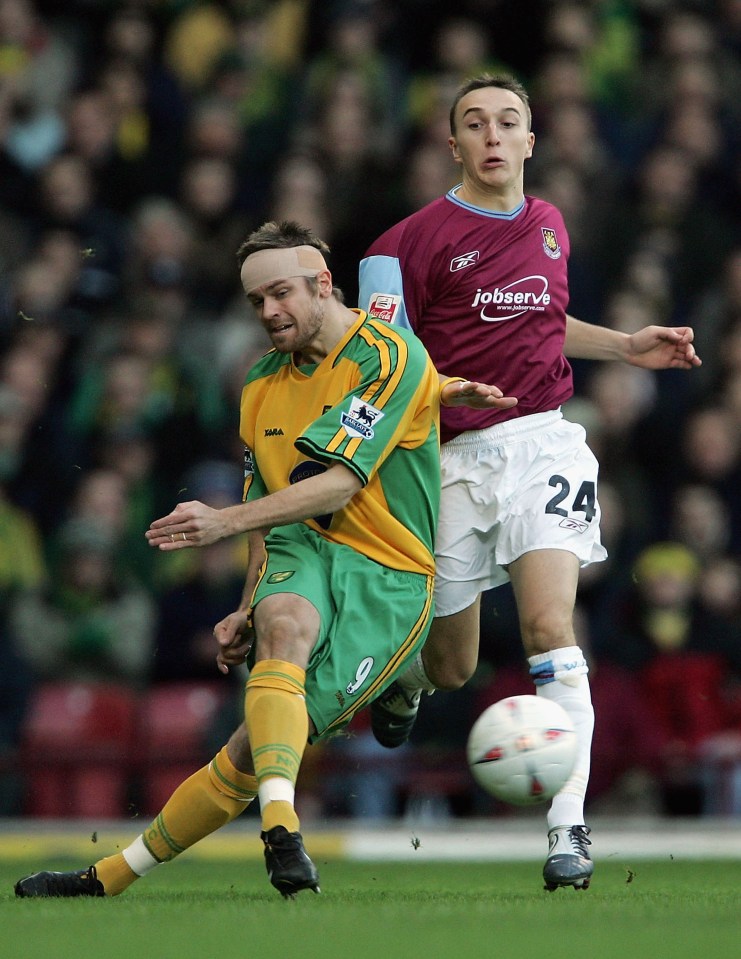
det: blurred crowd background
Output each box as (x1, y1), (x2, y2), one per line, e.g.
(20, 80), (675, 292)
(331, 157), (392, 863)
(0, 0), (740, 824)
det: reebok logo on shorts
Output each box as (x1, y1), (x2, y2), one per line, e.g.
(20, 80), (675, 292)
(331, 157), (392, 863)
(559, 518), (589, 533)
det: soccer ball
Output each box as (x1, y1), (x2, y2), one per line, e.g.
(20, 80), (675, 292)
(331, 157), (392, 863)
(466, 695), (577, 806)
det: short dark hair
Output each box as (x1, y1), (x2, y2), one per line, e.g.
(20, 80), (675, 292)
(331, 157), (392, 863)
(236, 220), (344, 301)
(236, 220), (330, 267)
(449, 74), (532, 135)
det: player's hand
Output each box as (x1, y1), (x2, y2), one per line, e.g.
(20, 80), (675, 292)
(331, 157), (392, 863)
(214, 610), (254, 674)
(626, 326), (702, 370)
(442, 379), (518, 409)
(146, 500), (231, 549)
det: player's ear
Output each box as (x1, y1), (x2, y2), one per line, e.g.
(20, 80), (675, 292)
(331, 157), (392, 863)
(449, 136), (461, 163)
(317, 269), (333, 297)
(525, 131), (535, 159)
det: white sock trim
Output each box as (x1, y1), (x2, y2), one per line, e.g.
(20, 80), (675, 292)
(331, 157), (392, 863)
(122, 836), (160, 877)
(258, 776), (295, 810)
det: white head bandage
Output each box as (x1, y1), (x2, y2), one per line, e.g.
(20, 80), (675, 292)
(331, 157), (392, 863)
(241, 245), (328, 293)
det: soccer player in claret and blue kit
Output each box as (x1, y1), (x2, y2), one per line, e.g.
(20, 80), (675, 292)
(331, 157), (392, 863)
(359, 73), (702, 891)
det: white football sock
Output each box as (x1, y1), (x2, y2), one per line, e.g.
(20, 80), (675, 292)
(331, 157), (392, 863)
(528, 646), (593, 830)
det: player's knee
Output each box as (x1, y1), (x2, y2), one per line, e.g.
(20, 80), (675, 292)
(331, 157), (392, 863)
(519, 611), (574, 658)
(253, 612), (315, 663)
(422, 647), (475, 690)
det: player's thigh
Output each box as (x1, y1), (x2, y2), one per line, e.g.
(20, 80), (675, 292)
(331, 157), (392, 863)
(250, 524), (333, 659)
(306, 542), (434, 740)
(496, 419), (607, 569)
(434, 446), (510, 616)
(508, 548), (580, 656)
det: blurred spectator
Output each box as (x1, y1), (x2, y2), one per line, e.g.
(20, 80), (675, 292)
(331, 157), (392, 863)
(9, 516), (155, 687)
(30, 152), (128, 307)
(406, 16), (504, 141)
(300, 4), (402, 151)
(598, 143), (736, 309)
(119, 196), (192, 302)
(178, 155), (253, 313)
(575, 478), (644, 633)
(0, 594), (32, 813)
(582, 361), (658, 536)
(596, 541), (737, 814)
(541, 0), (641, 114)
(94, 6), (189, 148)
(265, 150), (331, 244)
(62, 85), (162, 214)
(0, 404), (45, 596)
(0, 0), (78, 174)
(162, 1), (233, 94)
(669, 483), (732, 563)
(679, 406), (741, 548)
(688, 249), (741, 395)
(152, 459), (247, 683)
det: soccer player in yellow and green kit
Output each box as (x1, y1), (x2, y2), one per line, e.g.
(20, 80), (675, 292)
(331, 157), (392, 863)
(15, 220), (506, 901)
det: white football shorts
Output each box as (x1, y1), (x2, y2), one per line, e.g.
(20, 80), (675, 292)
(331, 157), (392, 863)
(434, 409), (607, 616)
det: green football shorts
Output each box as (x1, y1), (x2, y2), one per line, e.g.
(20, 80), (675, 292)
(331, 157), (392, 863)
(251, 523), (434, 741)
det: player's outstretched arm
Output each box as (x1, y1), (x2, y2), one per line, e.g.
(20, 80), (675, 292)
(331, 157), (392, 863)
(440, 376), (518, 409)
(146, 463), (362, 550)
(564, 314), (701, 369)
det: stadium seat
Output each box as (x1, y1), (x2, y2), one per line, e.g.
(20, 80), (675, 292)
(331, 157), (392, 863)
(21, 683), (139, 818)
(137, 682), (232, 814)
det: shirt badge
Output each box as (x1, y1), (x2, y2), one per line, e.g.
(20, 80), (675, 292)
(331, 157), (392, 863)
(367, 293), (400, 323)
(341, 396), (384, 439)
(541, 227), (562, 259)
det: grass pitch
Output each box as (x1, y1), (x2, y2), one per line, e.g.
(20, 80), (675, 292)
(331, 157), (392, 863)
(2, 858), (739, 959)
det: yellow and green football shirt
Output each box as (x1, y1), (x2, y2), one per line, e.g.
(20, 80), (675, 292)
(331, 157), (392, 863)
(239, 310), (440, 575)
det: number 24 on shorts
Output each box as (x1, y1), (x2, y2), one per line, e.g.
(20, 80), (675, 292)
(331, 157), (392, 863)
(545, 475), (596, 523)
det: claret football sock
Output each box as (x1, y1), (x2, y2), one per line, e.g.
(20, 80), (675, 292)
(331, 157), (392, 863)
(244, 659), (308, 835)
(96, 746), (257, 896)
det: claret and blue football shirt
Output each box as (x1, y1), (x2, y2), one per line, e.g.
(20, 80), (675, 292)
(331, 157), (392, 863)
(359, 188), (574, 443)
